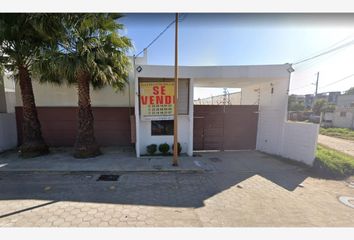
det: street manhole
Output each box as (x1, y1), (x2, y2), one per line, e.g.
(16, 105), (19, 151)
(97, 175), (120, 181)
(209, 157), (222, 162)
(338, 196), (354, 209)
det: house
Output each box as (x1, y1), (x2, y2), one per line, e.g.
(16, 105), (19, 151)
(330, 95), (354, 129)
(3, 51), (320, 165)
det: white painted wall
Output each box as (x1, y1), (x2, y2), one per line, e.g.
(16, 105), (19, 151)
(280, 122), (319, 166)
(244, 78), (289, 155)
(16, 81), (135, 107)
(333, 108), (354, 129)
(0, 113), (17, 152)
(139, 115), (191, 155)
(5, 92), (15, 113)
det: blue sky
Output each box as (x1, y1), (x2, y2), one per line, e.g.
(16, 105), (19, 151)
(119, 14), (354, 99)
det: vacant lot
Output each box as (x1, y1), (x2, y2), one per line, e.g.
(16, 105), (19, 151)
(320, 127), (354, 141)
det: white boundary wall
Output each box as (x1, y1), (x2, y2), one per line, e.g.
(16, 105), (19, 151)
(0, 113), (17, 152)
(280, 122), (319, 165)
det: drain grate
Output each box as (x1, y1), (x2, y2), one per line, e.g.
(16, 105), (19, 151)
(97, 175), (120, 181)
(209, 157), (222, 162)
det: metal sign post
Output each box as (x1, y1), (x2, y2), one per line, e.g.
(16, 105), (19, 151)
(172, 13), (179, 167)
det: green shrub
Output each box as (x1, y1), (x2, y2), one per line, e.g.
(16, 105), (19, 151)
(158, 143), (170, 155)
(146, 144), (157, 155)
(172, 142), (182, 155)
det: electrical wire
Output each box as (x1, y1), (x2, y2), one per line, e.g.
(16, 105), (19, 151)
(318, 73), (354, 90)
(293, 33), (354, 67)
(292, 39), (354, 65)
(134, 14), (188, 58)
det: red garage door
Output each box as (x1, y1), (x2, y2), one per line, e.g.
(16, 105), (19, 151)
(193, 105), (259, 150)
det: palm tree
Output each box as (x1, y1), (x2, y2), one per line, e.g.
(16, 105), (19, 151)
(36, 14), (132, 158)
(0, 14), (60, 157)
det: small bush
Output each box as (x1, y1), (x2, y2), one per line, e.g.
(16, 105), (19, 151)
(158, 143), (170, 155)
(172, 142), (182, 155)
(146, 144), (157, 155)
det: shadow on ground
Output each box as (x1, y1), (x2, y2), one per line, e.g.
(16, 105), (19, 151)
(0, 150), (310, 209)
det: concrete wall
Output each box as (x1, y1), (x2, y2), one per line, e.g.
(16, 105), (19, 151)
(246, 73), (319, 165)
(333, 107), (354, 129)
(5, 91), (15, 113)
(16, 81), (135, 107)
(0, 113), (17, 152)
(139, 115), (191, 155)
(280, 122), (319, 166)
(245, 78), (289, 155)
(15, 55), (147, 108)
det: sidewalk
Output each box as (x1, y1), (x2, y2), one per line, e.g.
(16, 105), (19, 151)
(0, 147), (213, 173)
(318, 134), (354, 157)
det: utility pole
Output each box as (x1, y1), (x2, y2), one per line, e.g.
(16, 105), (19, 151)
(172, 13), (179, 167)
(315, 72), (319, 97)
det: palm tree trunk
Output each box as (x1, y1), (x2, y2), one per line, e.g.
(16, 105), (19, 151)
(74, 71), (100, 158)
(18, 65), (49, 157)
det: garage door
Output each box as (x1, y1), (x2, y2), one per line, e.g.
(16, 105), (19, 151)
(193, 105), (259, 150)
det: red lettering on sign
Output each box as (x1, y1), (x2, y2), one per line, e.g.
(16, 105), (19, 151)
(161, 86), (166, 95)
(165, 96), (171, 104)
(152, 86), (159, 95)
(149, 96), (154, 104)
(141, 96), (148, 105)
(156, 96), (163, 104)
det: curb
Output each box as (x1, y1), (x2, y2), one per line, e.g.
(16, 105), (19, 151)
(0, 169), (206, 175)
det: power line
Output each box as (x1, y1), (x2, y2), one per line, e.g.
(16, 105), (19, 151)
(293, 38), (354, 66)
(294, 33), (354, 66)
(290, 72), (354, 92)
(135, 14), (187, 58)
(318, 73), (354, 90)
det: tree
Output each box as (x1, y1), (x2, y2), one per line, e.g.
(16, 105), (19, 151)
(312, 99), (329, 115)
(0, 14), (61, 157)
(288, 94), (305, 111)
(344, 87), (354, 95)
(35, 14), (132, 158)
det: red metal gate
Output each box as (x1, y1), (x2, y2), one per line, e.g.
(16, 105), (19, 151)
(193, 105), (259, 150)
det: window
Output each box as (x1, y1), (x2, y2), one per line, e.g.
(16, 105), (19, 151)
(340, 111), (347, 117)
(151, 120), (174, 136)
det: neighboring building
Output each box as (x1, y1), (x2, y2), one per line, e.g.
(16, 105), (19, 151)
(332, 107), (354, 129)
(336, 94), (354, 108)
(194, 91), (241, 105)
(305, 94), (314, 108)
(10, 51), (319, 165)
(329, 94), (354, 129)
